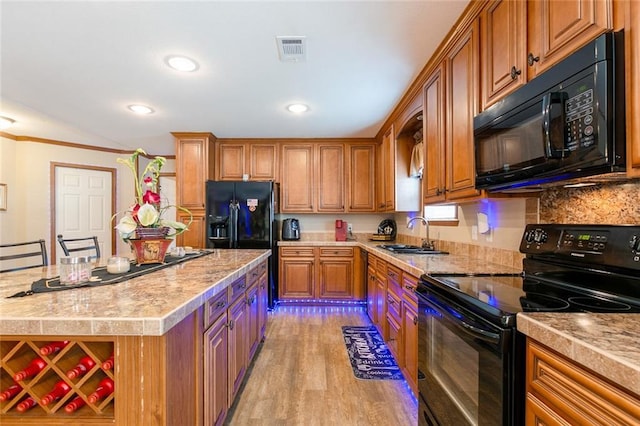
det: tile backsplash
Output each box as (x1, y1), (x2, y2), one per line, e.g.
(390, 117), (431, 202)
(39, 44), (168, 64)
(540, 181), (640, 224)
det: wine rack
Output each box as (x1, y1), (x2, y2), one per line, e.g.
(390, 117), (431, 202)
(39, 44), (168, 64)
(0, 338), (115, 419)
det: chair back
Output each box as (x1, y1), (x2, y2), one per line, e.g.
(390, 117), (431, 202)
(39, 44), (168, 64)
(0, 239), (49, 273)
(57, 234), (101, 259)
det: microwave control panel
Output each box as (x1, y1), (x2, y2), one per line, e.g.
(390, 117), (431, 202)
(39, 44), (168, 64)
(565, 88), (595, 150)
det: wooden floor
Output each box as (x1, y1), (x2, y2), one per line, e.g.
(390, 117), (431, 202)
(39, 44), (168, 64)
(225, 305), (418, 425)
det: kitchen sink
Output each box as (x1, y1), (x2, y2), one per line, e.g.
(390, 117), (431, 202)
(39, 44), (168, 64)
(377, 244), (448, 255)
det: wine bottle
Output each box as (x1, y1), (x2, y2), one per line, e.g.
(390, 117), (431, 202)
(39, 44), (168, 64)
(13, 357), (47, 381)
(66, 356), (96, 379)
(39, 340), (70, 356)
(87, 377), (114, 403)
(40, 380), (72, 405)
(101, 352), (114, 371)
(15, 396), (37, 412)
(0, 383), (22, 401)
(64, 395), (86, 413)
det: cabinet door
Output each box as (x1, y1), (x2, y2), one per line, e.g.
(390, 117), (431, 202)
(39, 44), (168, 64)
(257, 269), (268, 339)
(228, 297), (248, 404)
(626, 0), (640, 177)
(178, 213), (205, 249)
(174, 134), (214, 210)
(218, 144), (245, 181)
(204, 312), (229, 426)
(423, 64), (447, 204)
(375, 272), (387, 338)
(246, 284), (260, 361)
(249, 144), (277, 181)
(481, 0), (527, 109)
(316, 144), (345, 212)
(385, 311), (402, 361)
(446, 21), (481, 200)
(318, 257), (353, 299)
(383, 127), (396, 211)
(527, 0), (612, 79)
(347, 144), (376, 212)
(402, 302), (418, 396)
(366, 264), (377, 324)
(279, 255), (315, 299)
(281, 145), (314, 212)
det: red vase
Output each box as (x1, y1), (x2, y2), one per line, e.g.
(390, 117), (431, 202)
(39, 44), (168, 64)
(129, 238), (172, 265)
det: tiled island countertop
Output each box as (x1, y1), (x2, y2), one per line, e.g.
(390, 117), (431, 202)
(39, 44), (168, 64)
(517, 313), (640, 396)
(0, 249), (270, 336)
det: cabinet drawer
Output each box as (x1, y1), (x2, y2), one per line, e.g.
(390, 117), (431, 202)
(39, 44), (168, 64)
(280, 247), (315, 257)
(387, 265), (402, 297)
(319, 247), (354, 257)
(204, 290), (228, 329)
(527, 340), (640, 425)
(386, 290), (402, 323)
(247, 264), (262, 284)
(229, 276), (248, 303)
(402, 274), (418, 308)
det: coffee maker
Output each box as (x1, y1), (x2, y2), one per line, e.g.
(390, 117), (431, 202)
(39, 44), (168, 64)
(208, 215), (229, 247)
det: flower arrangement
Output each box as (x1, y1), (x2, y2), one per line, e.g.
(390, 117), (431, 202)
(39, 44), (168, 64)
(114, 148), (191, 241)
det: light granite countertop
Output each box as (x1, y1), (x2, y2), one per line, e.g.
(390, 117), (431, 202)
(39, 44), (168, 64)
(0, 249), (270, 336)
(517, 313), (640, 396)
(279, 238), (521, 277)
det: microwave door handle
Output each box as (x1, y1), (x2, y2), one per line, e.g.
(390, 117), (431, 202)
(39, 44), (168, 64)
(542, 92), (568, 159)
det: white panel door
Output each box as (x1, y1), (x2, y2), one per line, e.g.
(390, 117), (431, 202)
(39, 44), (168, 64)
(55, 167), (112, 261)
(159, 175), (176, 251)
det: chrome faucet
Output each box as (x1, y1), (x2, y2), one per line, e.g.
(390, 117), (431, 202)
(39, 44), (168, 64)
(407, 216), (435, 250)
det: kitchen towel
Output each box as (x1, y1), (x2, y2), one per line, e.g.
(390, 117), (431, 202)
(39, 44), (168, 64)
(341, 325), (403, 380)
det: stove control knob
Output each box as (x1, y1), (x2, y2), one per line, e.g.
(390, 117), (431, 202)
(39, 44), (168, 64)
(630, 235), (640, 252)
(533, 229), (547, 243)
(524, 230), (535, 243)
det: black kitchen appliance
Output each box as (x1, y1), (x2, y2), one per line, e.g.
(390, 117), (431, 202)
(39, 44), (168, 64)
(206, 181), (279, 308)
(282, 218), (300, 241)
(473, 32), (625, 192)
(417, 224), (640, 426)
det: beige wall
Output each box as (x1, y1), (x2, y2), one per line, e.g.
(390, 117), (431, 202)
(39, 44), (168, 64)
(278, 213), (391, 236)
(0, 138), (177, 261)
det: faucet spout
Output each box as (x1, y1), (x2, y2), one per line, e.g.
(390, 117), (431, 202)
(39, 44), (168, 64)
(406, 216), (434, 250)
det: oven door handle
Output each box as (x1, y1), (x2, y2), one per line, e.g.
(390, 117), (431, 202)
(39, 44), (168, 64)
(422, 293), (501, 344)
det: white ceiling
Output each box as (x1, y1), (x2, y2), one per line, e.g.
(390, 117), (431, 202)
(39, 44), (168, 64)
(0, 0), (469, 155)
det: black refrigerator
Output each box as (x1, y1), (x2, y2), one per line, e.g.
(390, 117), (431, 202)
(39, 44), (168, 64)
(205, 181), (279, 309)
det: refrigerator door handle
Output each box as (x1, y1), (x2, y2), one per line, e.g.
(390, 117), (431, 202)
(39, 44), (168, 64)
(229, 200), (239, 248)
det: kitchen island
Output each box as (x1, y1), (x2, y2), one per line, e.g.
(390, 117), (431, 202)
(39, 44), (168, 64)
(0, 248), (270, 425)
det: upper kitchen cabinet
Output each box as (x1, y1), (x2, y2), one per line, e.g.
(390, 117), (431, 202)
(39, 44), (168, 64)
(281, 144), (315, 213)
(447, 21), (480, 200)
(316, 144), (345, 212)
(423, 64), (447, 204)
(346, 143), (376, 212)
(377, 126), (395, 212)
(173, 132), (216, 248)
(480, 0), (527, 109)
(216, 141), (278, 182)
(626, 0), (640, 177)
(527, 0), (612, 80)
(480, 0), (613, 110)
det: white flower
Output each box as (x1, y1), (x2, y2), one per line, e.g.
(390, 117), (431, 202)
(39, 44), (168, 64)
(137, 203), (160, 227)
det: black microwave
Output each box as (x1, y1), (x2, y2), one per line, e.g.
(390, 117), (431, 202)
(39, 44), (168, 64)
(473, 32), (625, 192)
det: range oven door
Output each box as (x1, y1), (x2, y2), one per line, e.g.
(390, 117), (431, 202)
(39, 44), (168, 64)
(417, 283), (519, 426)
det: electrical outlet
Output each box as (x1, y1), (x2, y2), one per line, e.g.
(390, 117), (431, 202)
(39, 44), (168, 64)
(347, 223), (353, 233)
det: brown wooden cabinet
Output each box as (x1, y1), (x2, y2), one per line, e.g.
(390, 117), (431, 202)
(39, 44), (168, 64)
(527, 0), (612, 80)
(626, 0), (640, 177)
(316, 144), (345, 212)
(227, 288), (248, 405)
(246, 282), (260, 361)
(446, 20), (481, 201)
(204, 311), (229, 426)
(257, 264), (268, 339)
(366, 262), (377, 324)
(377, 126), (396, 211)
(173, 132), (216, 248)
(279, 246), (361, 302)
(318, 247), (354, 299)
(280, 144), (315, 213)
(423, 63), (447, 204)
(401, 274), (419, 396)
(525, 339), (640, 425)
(346, 143), (376, 212)
(217, 141), (278, 182)
(481, 0), (527, 108)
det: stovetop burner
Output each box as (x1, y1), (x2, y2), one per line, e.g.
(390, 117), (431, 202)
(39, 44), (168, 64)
(568, 296), (632, 312)
(520, 293), (570, 312)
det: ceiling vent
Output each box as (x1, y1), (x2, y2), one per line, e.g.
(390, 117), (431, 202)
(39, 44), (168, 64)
(276, 36), (306, 62)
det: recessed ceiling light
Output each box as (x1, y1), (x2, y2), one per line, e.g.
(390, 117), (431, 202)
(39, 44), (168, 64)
(287, 104), (309, 113)
(0, 116), (16, 130)
(165, 55), (199, 72)
(127, 104), (154, 115)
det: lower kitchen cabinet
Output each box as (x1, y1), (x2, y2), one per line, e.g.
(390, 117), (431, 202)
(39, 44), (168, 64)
(401, 274), (419, 395)
(526, 339), (640, 425)
(366, 263), (377, 324)
(228, 285), (249, 404)
(204, 311), (229, 426)
(385, 265), (403, 361)
(279, 246), (361, 302)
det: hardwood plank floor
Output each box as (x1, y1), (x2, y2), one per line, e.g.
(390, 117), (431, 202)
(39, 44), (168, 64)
(226, 305), (418, 425)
